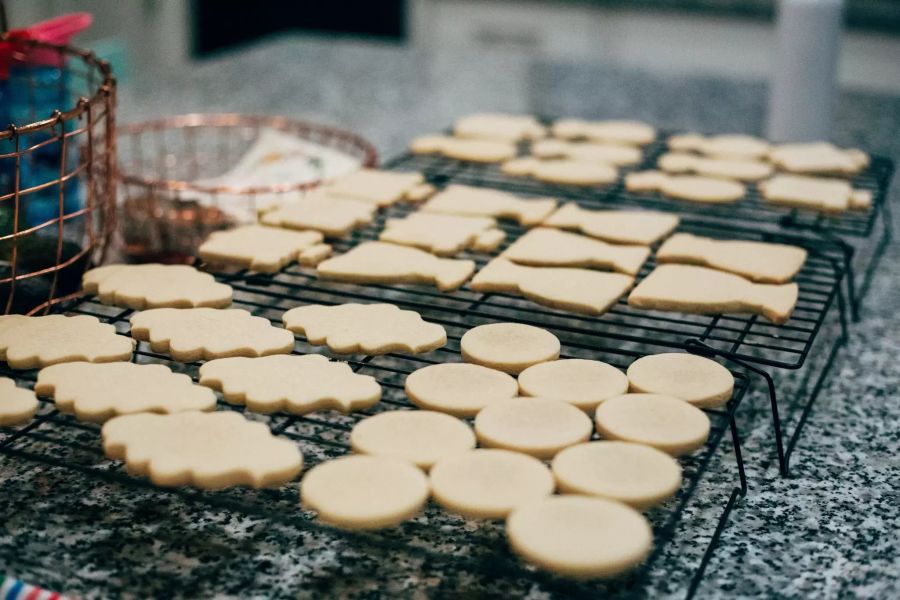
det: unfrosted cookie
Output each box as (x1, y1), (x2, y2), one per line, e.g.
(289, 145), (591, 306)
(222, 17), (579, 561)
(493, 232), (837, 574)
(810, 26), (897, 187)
(283, 303), (446, 355)
(199, 225), (324, 273)
(130, 308), (295, 362)
(658, 152), (773, 181)
(405, 362), (518, 417)
(531, 139), (642, 166)
(502, 228), (650, 275)
(0, 315), (134, 370)
(626, 353), (733, 409)
(472, 228), (507, 253)
(298, 243), (333, 267)
(429, 449), (554, 519)
(36, 362), (216, 423)
(350, 410), (476, 469)
(421, 185), (557, 226)
(102, 411), (302, 489)
(759, 174), (871, 213)
(470, 258), (634, 316)
(460, 323), (560, 375)
(317, 241), (475, 291)
(506, 495), (653, 579)
(406, 182), (436, 202)
(379, 212), (499, 256)
(594, 393), (710, 456)
(411, 135), (517, 163)
(517, 359), (628, 412)
(541, 203), (679, 246)
(656, 233), (807, 284)
(552, 441), (682, 509)
(300, 455), (429, 529)
(502, 158), (618, 186)
(474, 397), (593, 459)
(454, 113), (546, 141)
(259, 190), (376, 237)
(769, 142), (868, 175)
(628, 264), (798, 324)
(625, 171), (746, 203)
(0, 378), (38, 426)
(83, 264), (232, 310)
(668, 133), (770, 159)
(324, 169), (424, 206)
(199, 354), (381, 414)
(552, 119), (656, 146)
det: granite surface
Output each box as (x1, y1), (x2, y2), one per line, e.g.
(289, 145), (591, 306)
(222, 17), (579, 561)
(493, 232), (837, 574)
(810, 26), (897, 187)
(1, 35), (899, 599)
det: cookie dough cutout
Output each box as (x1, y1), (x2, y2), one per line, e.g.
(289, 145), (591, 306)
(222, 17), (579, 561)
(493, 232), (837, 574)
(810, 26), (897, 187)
(83, 264), (233, 310)
(471, 258), (634, 316)
(552, 441), (682, 509)
(769, 142), (868, 175)
(656, 233), (807, 284)
(130, 308), (295, 362)
(298, 243), (333, 267)
(379, 212), (499, 256)
(629, 264), (799, 324)
(324, 169), (424, 206)
(475, 397), (593, 459)
(102, 411), (303, 489)
(658, 152), (773, 181)
(532, 139), (641, 165)
(283, 303), (446, 355)
(595, 393), (710, 456)
(259, 190), (376, 237)
(542, 203), (680, 246)
(300, 455), (429, 530)
(405, 182), (436, 202)
(625, 171), (746, 203)
(317, 241), (475, 291)
(411, 135), (517, 163)
(199, 354), (381, 414)
(199, 225), (324, 273)
(430, 449), (554, 519)
(0, 378), (38, 426)
(454, 113), (546, 141)
(350, 410), (476, 469)
(518, 359), (628, 412)
(626, 353), (734, 409)
(36, 362), (216, 423)
(405, 362), (518, 417)
(472, 228), (507, 253)
(0, 315), (134, 370)
(668, 133), (770, 159)
(759, 174), (871, 213)
(552, 119), (656, 146)
(421, 184), (557, 226)
(503, 228), (650, 275)
(461, 323), (560, 375)
(502, 158), (618, 186)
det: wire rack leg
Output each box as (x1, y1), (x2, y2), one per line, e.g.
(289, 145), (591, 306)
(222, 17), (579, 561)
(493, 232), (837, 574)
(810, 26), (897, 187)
(685, 487), (743, 600)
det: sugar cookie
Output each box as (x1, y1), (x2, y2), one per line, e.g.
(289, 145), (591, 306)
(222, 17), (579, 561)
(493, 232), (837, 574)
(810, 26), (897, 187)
(668, 133), (770, 159)
(350, 410), (476, 469)
(552, 441), (682, 509)
(379, 212), (499, 256)
(626, 353), (733, 409)
(769, 142), (868, 175)
(324, 169), (424, 206)
(517, 359), (628, 412)
(130, 308), (295, 362)
(0, 378), (38, 426)
(759, 174), (870, 213)
(474, 397), (593, 459)
(454, 113), (546, 141)
(507, 495), (653, 579)
(502, 158), (618, 186)
(658, 152), (773, 181)
(625, 171), (745, 203)
(102, 411), (302, 489)
(628, 264), (798, 324)
(542, 203), (679, 246)
(410, 135), (517, 163)
(502, 228), (650, 275)
(430, 449), (554, 519)
(317, 241), (475, 291)
(283, 303), (446, 355)
(405, 362), (518, 417)
(199, 225), (324, 273)
(461, 323), (560, 375)
(406, 182), (436, 202)
(298, 243), (333, 266)
(472, 228), (507, 253)
(470, 258), (633, 316)
(552, 119), (656, 146)
(199, 354), (381, 414)
(421, 185), (557, 226)
(259, 190), (376, 237)
(300, 455), (429, 530)
(595, 393), (710, 456)
(36, 362), (216, 423)
(0, 315), (134, 370)
(83, 264), (232, 310)
(656, 233), (807, 284)
(531, 139), (641, 165)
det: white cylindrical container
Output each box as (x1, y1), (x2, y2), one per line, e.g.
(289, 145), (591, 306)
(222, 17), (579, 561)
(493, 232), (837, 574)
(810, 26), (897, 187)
(766, 0), (844, 142)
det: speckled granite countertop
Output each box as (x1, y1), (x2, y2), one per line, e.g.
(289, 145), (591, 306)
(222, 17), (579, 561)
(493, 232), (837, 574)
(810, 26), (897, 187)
(1, 35), (899, 599)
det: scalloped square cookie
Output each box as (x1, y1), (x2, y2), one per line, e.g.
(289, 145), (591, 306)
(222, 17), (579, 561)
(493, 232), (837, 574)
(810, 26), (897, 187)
(324, 169), (424, 206)
(83, 264), (232, 309)
(199, 225), (324, 273)
(0, 315), (134, 370)
(259, 189), (377, 237)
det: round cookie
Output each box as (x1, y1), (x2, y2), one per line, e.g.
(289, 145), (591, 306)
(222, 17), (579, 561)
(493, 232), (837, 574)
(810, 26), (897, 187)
(506, 495), (653, 579)
(595, 393), (710, 456)
(300, 455), (429, 530)
(552, 441), (682, 509)
(474, 397), (593, 459)
(661, 175), (745, 203)
(429, 449), (555, 519)
(626, 353), (734, 408)
(517, 359), (628, 412)
(460, 323), (560, 375)
(350, 410), (475, 469)
(532, 160), (618, 186)
(405, 362), (518, 417)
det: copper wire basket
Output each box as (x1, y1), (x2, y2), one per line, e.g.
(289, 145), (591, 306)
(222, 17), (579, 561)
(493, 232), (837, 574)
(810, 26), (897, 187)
(0, 35), (116, 315)
(115, 114), (378, 264)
